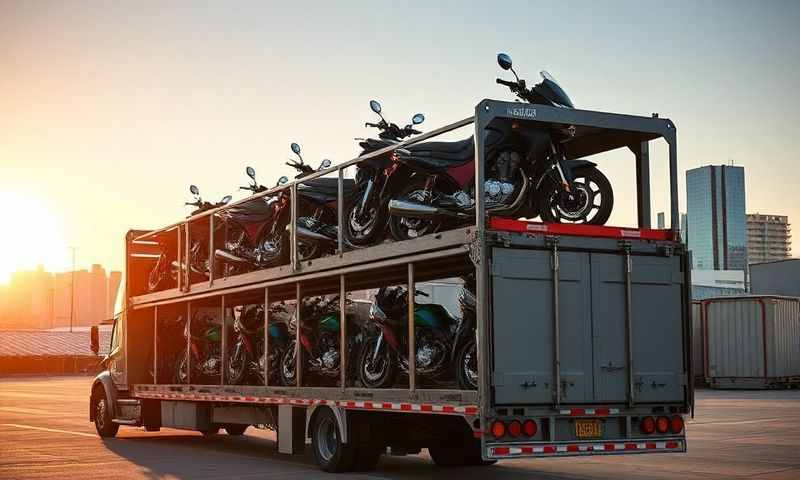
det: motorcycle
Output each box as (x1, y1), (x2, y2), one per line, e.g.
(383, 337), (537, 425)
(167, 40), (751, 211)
(357, 286), (465, 388)
(175, 309), (224, 384)
(453, 274), (478, 390)
(226, 302), (292, 385)
(148, 185), (231, 292)
(279, 295), (365, 386)
(342, 101), (426, 247)
(386, 53), (614, 240)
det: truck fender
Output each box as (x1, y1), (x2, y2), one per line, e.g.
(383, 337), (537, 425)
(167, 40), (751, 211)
(89, 371), (117, 421)
(306, 405), (348, 444)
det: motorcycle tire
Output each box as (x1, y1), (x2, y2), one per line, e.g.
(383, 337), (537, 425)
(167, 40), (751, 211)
(225, 341), (249, 385)
(343, 189), (388, 247)
(538, 166), (614, 225)
(174, 350), (190, 384)
(455, 339), (478, 391)
(148, 254), (171, 292)
(357, 337), (397, 389)
(278, 340), (307, 386)
(388, 177), (443, 242)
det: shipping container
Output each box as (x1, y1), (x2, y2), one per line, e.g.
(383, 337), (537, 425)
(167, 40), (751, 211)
(702, 296), (800, 389)
(691, 301), (704, 385)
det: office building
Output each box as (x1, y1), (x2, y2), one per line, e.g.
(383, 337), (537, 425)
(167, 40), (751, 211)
(747, 214), (791, 264)
(685, 165), (747, 271)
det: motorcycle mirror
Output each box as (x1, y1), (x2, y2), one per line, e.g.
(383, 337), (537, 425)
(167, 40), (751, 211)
(369, 100), (382, 114)
(246, 166), (256, 179)
(189, 184), (200, 195)
(497, 53), (513, 70)
(277, 176), (289, 186)
(412, 113), (425, 125)
(290, 143), (301, 155)
(319, 159), (332, 169)
(221, 195), (232, 204)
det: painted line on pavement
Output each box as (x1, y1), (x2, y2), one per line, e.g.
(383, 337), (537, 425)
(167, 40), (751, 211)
(1, 423), (97, 438)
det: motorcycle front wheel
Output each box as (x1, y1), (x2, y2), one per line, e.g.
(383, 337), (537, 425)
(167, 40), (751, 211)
(357, 337), (397, 389)
(174, 350), (190, 384)
(455, 339), (478, 390)
(226, 340), (249, 385)
(279, 340), (307, 386)
(343, 187), (387, 247)
(538, 166), (614, 225)
(148, 254), (170, 292)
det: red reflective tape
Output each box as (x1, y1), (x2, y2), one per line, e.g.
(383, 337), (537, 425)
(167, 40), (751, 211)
(571, 408), (585, 416)
(520, 446), (534, 454)
(604, 444), (616, 451)
(400, 403), (412, 411)
(646, 442), (657, 449)
(442, 406), (455, 413)
(382, 402), (393, 409)
(493, 447), (510, 456)
(421, 404), (433, 412)
(543, 446), (557, 454)
(363, 401), (374, 409)
(489, 217), (673, 241)
(473, 431), (482, 438)
(666, 441), (679, 449)
(567, 445), (579, 452)
(595, 407), (610, 416)
(464, 407), (479, 415)
(624, 443), (638, 450)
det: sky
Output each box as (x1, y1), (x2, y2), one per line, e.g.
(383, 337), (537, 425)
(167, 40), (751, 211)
(1, 0), (799, 277)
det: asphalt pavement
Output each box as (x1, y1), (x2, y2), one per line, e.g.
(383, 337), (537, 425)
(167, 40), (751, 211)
(1, 376), (799, 479)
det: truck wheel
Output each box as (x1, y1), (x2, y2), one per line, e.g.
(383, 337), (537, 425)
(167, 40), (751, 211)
(224, 424), (248, 436)
(92, 387), (119, 438)
(312, 408), (356, 472)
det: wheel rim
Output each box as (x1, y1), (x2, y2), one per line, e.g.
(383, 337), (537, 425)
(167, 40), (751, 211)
(348, 204), (377, 239)
(316, 416), (338, 462)
(281, 347), (296, 384)
(547, 177), (604, 223)
(96, 398), (106, 430)
(463, 344), (478, 389)
(362, 341), (388, 384)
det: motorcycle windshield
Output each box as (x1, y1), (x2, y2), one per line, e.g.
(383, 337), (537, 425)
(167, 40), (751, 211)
(539, 70), (574, 108)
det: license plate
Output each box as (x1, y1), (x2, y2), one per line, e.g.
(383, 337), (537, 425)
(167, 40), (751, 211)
(575, 419), (602, 439)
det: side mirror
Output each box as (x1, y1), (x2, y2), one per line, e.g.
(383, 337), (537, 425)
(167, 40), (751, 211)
(290, 143), (301, 155)
(369, 100), (382, 114)
(319, 159), (332, 170)
(246, 166), (256, 179)
(497, 53), (513, 70)
(412, 113), (425, 125)
(278, 176), (289, 185)
(221, 195), (232, 204)
(189, 185), (200, 195)
(90, 325), (99, 355)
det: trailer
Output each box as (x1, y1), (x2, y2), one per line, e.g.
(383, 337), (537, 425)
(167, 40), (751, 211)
(90, 99), (692, 472)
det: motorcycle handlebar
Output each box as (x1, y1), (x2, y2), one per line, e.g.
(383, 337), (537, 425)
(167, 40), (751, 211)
(496, 78), (517, 89)
(365, 122), (382, 129)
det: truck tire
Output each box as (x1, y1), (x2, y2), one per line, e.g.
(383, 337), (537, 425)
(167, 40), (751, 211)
(224, 424), (248, 436)
(311, 408), (357, 472)
(201, 425), (220, 436)
(92, 387), (119, 438)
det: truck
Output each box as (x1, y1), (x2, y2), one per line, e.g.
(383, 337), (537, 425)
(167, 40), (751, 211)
(90, 99), (692, 472)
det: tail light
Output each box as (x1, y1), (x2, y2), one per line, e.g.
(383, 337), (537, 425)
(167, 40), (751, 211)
(656, 416), (670, 434)
(507, 420), (522, 438)
(491, 420), (506, 439)
(670, 415), (684, 434)
(523, 419), (537, 437)
(640, 416), (655, 434)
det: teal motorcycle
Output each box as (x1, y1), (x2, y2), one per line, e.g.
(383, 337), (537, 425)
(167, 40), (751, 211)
(279, 296), (365, 386)
(174, 310), (223, 384)
(358, 286), (463, 388)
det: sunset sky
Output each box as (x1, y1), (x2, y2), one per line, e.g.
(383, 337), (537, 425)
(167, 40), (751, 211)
(1, 0), (799, 281)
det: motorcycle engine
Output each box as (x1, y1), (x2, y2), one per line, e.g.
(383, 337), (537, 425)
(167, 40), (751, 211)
(319, 333), (340, 371)
(484, 150), (521, 207)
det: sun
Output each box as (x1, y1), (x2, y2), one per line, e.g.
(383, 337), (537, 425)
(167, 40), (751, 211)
(0, 191), (69, 284)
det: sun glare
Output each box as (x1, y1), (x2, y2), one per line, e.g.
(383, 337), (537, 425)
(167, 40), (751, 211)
(0, 191), (69, 284)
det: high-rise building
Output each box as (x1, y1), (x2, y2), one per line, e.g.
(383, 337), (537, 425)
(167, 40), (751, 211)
(686, 165), (747, 271)
(747, 214), (791, 264)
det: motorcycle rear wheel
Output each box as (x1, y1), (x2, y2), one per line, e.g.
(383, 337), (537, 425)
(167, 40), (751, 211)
(538, 166), (614, 225)
(455, 339), (478, 390)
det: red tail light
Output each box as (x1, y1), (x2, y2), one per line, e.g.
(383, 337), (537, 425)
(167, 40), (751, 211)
(640, 416), (655, 434)
(508, 420), (522, 438)
(670, 415), (684, 434)
(491, 420), (506, 439)
(656, 416), (670, 434)
(523, 419), (537, 437)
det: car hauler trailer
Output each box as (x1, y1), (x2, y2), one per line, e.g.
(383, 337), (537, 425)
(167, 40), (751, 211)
(90, 99), (692, 472)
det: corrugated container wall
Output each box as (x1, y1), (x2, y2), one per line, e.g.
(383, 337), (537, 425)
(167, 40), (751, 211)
(691, 301), (704, 384)
(703, 296), (800, 388)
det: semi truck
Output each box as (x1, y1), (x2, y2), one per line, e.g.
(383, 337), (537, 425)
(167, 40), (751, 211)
(90, 100), (692, 472)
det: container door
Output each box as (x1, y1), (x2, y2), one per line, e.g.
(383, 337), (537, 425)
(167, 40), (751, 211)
(590, 253), (684, 403)
(491, 247), (593, 405)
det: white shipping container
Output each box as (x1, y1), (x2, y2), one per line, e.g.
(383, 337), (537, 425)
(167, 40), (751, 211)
(702, 296), (800, 388)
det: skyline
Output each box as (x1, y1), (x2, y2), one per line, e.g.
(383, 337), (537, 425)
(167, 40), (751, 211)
(2, 0), (799, 278)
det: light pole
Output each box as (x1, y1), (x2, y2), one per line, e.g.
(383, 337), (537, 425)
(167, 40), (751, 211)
(69, 246), (77, 333)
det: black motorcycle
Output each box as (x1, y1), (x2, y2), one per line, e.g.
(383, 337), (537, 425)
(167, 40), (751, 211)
(342, 101), (426, 247)
(386, 53), (614, 240)
(148, 185), (231, 291)
(174, 309), (224, 384)
(226, 303), (292, 385)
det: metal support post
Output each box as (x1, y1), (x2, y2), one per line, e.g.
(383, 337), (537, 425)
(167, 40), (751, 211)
(186, 301), (191, 384)
(153, 306), (158, 384)
(474, 102), (490, 420)
(295, 282), (302, 388)
(407, 263), (416, 393)
(290, 184), (298, 271)
(549, 237), (561, 408)
(264, 287), (269, 386)
(208, 215), (215, 286)
(339, 275), (347, 390)
(176, 227), (182, 292)
(622, 242), (635, 408)
(184, 222), (191, 292)
(337, 168), (344, 257)
(634, 141), (651, 229)
(220, 295), (226, 386)
(668, 134), (679, 236)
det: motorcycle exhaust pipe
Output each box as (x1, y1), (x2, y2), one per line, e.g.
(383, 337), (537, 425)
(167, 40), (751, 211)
(214, 249), (250, 265)
(296, 225), (335, 244)
(388, 199), (469, 219)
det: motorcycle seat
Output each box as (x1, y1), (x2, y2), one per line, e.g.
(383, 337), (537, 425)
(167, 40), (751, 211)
(299, 178), (356, 203)
(407, 137), (474, 160)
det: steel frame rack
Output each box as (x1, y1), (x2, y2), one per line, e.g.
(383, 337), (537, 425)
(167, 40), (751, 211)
(127, 99), (679, 417)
